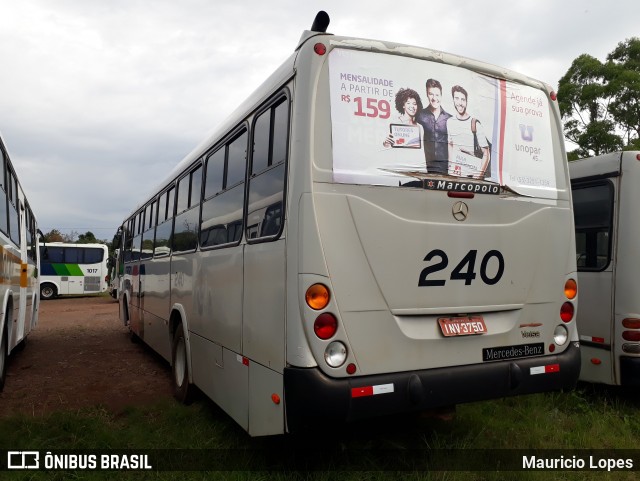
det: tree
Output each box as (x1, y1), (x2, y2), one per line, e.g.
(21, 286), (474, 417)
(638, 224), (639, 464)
(77, 231), (98, 244)
(558, 37), (640, 159)
(41, 229), (108, 244)
(42, 229), (65, 242)
(606, 38), (640, 148)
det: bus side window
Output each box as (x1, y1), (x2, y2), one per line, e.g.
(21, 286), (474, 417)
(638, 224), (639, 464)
(154, 187), (175, 258)
(200, 130), (247, 248)
(573, 181), (614, 271)
(46, 247), (64, 263)
(173, 165), (202, 253)
(124, 220), (134, 264)
(84, 248), (104, 264)
(7, 169), (19, 245)
(65, 247), (81, 264)
(246, 95), (289, 241)
(0, 148), (7, 236)
(177, 173), (190, 215)
(26, 206), (36, 261)
(166, 186), (175, 221)
(141, 200), (155, 260)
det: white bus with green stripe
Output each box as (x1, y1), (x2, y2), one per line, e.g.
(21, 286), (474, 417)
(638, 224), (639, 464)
(39, 243), (109, 300)
(117, 11), (580, 436)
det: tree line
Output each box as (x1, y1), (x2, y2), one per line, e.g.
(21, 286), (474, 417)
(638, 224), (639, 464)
(558, 37), (640, 160)
(42, 229), (109, 247)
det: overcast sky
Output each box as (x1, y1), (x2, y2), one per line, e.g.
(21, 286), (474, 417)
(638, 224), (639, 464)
(1, 0), (638, 240)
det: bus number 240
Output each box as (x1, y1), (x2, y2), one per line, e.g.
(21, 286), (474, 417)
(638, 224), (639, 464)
(418, 249), (505, 287)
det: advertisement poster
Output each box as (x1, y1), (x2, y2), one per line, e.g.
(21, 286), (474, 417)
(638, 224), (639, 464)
(329, 48), (557, 199)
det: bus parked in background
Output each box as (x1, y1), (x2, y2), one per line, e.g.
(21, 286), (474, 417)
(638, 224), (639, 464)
(117, 11), (579, 436)
(107, 248), (120, 299)
(39, 243), (109, 300)
(570, 151), (640, 386)
(0, 132), (40, 391)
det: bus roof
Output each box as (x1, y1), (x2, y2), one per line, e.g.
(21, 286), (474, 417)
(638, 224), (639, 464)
(42, 242), (108, 248)
(569, 152), (627, 180)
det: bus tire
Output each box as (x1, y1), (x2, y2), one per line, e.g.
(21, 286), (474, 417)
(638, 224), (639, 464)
(171, 322), (193, 404)
(0, 322), (7, 391)
(40, 283), (57, 300)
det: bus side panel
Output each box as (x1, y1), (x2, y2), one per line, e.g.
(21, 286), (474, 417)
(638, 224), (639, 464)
(191, 247), (243, 352)
(243, 240), (286, 372)
(170, 253), (195, 326)
(248, 362), (284, 436)
(576, 268), (615, 384)
(613, 153), (640, 384)
(24, 260), (38, 336)
(571, 156), (620, 385)
(190, 334), (249, 430)
(574, 174), (616, 383)
(142, 256), (172, 361)
(6, 246), (23, 350)
(67, 272), (83, 294)
(579, 344), (615, 384)
(284, 195), (318, 368)
(189, 335), (249, 430)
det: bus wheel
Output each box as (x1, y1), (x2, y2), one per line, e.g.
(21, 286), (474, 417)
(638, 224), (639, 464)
(40, 283), (57, 300)
(171, 323), (193, 404)
(0, 324), (7, 391)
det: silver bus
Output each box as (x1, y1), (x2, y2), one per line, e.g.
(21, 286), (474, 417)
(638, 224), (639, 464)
(117, 12), (580, 435)
(570, 151), (640, 386)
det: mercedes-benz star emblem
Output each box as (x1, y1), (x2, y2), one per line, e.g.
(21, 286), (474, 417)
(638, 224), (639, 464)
(452, 201), (469, 221)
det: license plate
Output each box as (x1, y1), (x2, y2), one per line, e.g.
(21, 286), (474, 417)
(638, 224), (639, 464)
(438, 316), (487, 337)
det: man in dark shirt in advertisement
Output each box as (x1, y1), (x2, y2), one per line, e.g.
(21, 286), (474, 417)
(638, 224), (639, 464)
(416, 78), (452, 174)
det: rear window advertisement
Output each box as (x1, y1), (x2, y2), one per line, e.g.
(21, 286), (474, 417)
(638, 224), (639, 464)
(328, 49), (557, 199)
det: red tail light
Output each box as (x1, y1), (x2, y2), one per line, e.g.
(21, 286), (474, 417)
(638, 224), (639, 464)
(560, 302), (574, 322)
(314, 313), (338, 340)
(623, 331), (640, 342)
(622, 318), (640, 329)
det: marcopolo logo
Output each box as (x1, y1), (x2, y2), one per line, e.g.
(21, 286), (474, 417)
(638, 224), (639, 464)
(425, 179), (500, 195)
(7, 451), (40, 470)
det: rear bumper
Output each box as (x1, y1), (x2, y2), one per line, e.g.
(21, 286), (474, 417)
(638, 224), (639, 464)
(284, 342), (580, 432)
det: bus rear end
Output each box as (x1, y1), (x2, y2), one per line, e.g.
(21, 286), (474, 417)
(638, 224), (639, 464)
(285, 39), (579, 430)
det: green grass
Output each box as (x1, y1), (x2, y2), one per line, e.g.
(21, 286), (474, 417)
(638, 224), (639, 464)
(1, 384), (640, 480)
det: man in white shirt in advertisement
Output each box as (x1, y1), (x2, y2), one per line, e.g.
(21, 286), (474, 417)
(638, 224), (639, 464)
(447, 85), (490, 179)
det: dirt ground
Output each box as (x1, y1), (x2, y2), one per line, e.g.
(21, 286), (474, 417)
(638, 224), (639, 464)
(0, 295), (173, 417)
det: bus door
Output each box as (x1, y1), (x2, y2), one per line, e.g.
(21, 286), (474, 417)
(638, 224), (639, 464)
(572, 177), (617, 384)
